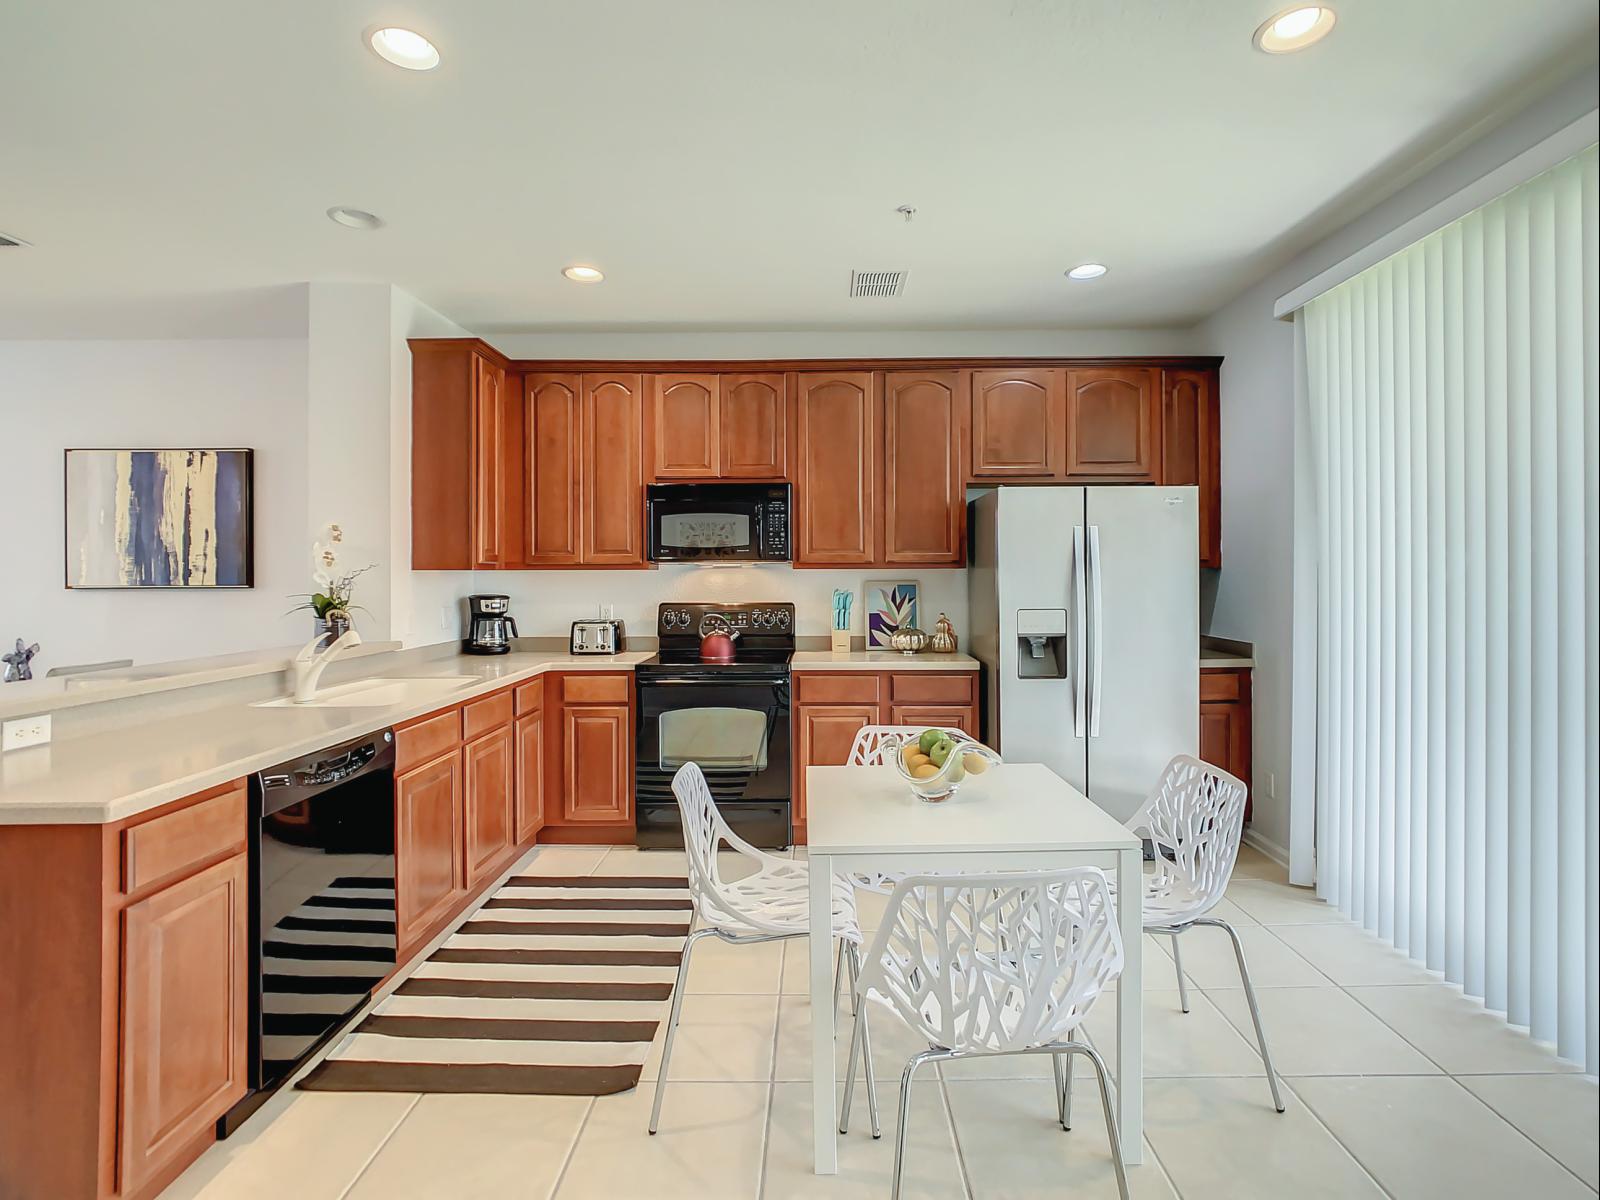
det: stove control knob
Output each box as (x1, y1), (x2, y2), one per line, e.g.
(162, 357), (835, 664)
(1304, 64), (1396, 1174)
(776, 610), (791, 627)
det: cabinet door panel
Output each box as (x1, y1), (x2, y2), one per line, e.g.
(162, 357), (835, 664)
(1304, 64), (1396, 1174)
(1064, 367), (1158, 480)
(884, 371), (964, 564)
(515, 710), (545, 842)
(651, 374), (719, 479)
(581, 374), (644, 564)
(395, 754), (462, 950)
(119, 853), (248, 1196)
(563, 705), (632, 823)
(1162, 368), (1221, 566)
(719, 373), (787, 478)
(887, 705), (977, 736)
(464, 726), (515, 886)
(525, 374), (582, 564)
(794, 703), (881, 823)
(472, 356), (505, 567)
(969, 369), (1063, 479)
(793, 373), (878, 565)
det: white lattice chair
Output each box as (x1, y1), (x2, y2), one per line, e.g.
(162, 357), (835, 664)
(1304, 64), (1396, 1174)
(1120, 754), (1286, 1114)
(842, 869), (1130, 1200)
(651, 762), (881, 1136)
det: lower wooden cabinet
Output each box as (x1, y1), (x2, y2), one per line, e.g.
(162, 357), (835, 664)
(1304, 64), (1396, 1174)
(515, 707), (546, 842)
(562, 705), (632, 823)
(118, 851), (248, 1197)
(794, 703), (882, 827)
(464, 723), (515, 887)
(887, 704), (976, 734)
(1199, 667), (1252, 822)
(395, 752), (464, 953)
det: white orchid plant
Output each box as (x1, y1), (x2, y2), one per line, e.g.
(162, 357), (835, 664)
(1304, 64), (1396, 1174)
(287, 523), (374, 624)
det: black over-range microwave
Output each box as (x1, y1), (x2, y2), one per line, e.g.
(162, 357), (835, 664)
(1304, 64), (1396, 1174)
(646, 483), (791, 563)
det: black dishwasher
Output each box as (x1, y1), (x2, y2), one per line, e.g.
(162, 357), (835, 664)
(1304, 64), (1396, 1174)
(220, 729), (397, 1135)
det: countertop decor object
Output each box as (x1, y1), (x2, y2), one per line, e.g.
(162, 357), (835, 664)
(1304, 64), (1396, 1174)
(288, 523), (371, 637)
(2, 639), (39, 682)
(65, 448), (254, 589)
(864, 580), (919, 650)
(887, 728), (997, 802)
(929, 613), (957, 654)
(830, 589), (853, 654)
(887, 626), (927, 655)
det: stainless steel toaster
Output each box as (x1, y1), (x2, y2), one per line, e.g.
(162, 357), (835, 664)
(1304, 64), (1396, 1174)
(569, 618), (626, 655)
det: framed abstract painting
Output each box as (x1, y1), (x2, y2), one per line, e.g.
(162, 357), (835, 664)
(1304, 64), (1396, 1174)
(64, 448), (254, 589)
(863, 579), (920, 649)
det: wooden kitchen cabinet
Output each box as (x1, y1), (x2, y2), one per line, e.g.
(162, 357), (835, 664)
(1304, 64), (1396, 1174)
(793, 372), (879, 565)
(118, 853), (248, 1197)
(1063, 367), (1159, 481)
(472, 354), (508, 566)
(647, 372), (787, 481)
(524, 373), (583, 565)
(650, 373), (719, 479)
(394, 752), (464, 954)
(463, 722), (515, 887)
(883, 371), (965, 565)
(580, 373), (645, 564)
(515, 707), (546, 842)
(886, 705), (977, 735)
(562, 706), (632, 823)
(1199, 667), (1252, 822)
(969, 368), (1064, 479)
(1162, 367), (1222, 567)
(719, 373), (787, 478)
(794, 704), (881, 828)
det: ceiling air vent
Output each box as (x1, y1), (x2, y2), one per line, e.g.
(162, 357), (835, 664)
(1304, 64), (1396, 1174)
(849, 270), (906, 298)
(0, 232), (29, 248)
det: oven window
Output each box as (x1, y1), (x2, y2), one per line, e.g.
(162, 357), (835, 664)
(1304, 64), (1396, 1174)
(658, 511), (752, 550)
(658, 707), (768, 771)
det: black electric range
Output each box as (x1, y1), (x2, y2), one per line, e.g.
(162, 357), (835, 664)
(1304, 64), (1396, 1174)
(634, 602), (794, 849)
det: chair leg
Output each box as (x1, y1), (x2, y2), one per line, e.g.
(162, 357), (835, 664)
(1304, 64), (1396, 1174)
(1057, 1037), (1078, 1130)
(648, 926), (712, 1134)
(1051, 1052), (1069, 1130)
(1197, 917), (1286, 1112)
(1171, 930), (1191, 1013)
(892, 1051), (943, 1200)
(839, 941), (880, 1137)
(1073, 1042), (1131, 1200)
(832, 937), (847, 1019)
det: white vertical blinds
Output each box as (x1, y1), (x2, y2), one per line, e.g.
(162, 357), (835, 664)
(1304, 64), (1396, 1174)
(1304, 143), (1598, 1073)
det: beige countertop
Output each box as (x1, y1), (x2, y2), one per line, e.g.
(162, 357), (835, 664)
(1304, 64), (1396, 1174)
(791, 651), (980, 671)
(0, 650), (651, 827)
(1200, 647), (1256, 669)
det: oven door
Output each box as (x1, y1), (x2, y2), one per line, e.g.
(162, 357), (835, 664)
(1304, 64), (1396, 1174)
(635, 675), (792, 847)
(647, 495), (764, 562)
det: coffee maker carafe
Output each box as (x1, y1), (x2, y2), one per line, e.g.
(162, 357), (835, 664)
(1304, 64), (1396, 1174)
(465, 594), (519, 655)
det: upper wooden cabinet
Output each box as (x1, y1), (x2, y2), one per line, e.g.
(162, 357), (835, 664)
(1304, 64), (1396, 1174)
(648, 372), (787, 480)
(650, 374), (719, 479)
(970, 368), (1064, 479)
(472, 355), (507, 566)
(883, 370), (965, 564)
(718, 373), (787, 478)
(1063, 367), (1159, 481)
(581, 373), (645, 564)
(1161, 367), (1222, 567)
(525, 373), (583, 565)
(793, 372), (879, 566)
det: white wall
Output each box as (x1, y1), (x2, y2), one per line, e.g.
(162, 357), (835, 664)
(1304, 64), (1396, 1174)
(0, 338), (309, 673)
(1196, 64), (1599, 868)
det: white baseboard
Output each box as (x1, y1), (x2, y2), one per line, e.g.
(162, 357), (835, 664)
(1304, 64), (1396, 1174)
(1242, 827), (1291, 869)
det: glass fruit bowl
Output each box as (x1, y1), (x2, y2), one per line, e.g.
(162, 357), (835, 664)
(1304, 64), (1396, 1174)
(888, 728), (1002, 803)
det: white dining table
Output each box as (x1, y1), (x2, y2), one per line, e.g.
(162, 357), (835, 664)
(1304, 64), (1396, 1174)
(805, 761), (1144, 1174)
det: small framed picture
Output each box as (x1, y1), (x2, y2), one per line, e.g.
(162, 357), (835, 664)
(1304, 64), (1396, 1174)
(863, 580), (920, 649)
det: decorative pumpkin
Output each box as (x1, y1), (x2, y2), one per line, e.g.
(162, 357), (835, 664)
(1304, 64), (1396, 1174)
(929, 612), (957, 654)
(888, 626), (928, 655)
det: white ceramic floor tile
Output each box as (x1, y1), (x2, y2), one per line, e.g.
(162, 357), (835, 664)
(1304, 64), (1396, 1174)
(1143, 1077), (1384, 1199)
(639, 993), (779, 1082)
(1203, 895), (1260, 927)
(1166, 924), (1331, 990)
(1224, 879), (1348, 924)
(1294, 1075), (1596, 1199)
(1459, 1074), (1600, 1189)
(763, 1081), (966, 1199)
(593, 847), (763, 879)
(681, 931), (785, 994)
(1207, 985), (1440, 1076)
(1231, 844), (1291, 883)
(944, 1079), (1177, 1200)
(344, 1093), (589, 1200)
(156, 1091), (418, 1200)
(1347, 984), (1585, 1075)
(518, 845), (611, 877)
(1269, 923), (1443, 986)
(1081, 989), (1268, 1079)
(554, 1081), (767, 1199)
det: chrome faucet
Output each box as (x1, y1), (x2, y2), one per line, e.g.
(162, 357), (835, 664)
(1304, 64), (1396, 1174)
(291, 628), (363, 703)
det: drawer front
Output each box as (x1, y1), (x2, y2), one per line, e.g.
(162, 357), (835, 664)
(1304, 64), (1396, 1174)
(122, 783), (247, 895)
(1199, 669), (1245, 703)
(562, 673), (632, 705)
(887, 705), (977, 737)
(889, 673), (975, 705)
(395, 708), (463, 773)
(514, 678), (545, 715)
(794, 673), (882, 705)
(462, 688), (514, 741)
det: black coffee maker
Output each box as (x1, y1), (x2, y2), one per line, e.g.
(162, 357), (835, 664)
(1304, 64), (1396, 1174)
(465, 594), (519, 655)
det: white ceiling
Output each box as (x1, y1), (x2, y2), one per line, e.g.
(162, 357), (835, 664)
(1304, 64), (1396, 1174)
(2, 0), (1595, 338)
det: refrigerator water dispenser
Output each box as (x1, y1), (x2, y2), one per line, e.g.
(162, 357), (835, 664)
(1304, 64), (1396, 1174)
(1016, 608), (1069, 679)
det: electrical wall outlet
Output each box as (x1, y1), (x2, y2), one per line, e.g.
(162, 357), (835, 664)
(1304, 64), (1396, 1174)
(2, 714), (52, 751)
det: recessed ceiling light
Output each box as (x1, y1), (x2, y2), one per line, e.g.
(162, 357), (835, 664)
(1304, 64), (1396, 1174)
(1066, 263), (1108, 280)
(1254, 6), (1336, 53)
(327, 206), (383, 230)
(562, 265), (604, 283)
(366, 26), (440, 70)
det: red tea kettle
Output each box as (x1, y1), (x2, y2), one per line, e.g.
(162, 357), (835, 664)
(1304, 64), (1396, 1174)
(697, 614), (740, 661)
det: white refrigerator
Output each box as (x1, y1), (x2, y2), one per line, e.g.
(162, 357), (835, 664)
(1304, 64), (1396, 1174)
(968, 486), (1199, 822)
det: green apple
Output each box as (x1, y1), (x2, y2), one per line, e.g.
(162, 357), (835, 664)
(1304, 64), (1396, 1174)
(918, 729), (946, 754)
(928, 737), (956, 767)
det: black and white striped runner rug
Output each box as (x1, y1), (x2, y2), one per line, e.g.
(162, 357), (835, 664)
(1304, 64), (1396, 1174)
(299, 872), (691, 1096)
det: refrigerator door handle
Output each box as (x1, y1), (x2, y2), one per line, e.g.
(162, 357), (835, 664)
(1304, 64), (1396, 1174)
(1072, 524), (1087, 738)
(1088, 523), (1103, 738)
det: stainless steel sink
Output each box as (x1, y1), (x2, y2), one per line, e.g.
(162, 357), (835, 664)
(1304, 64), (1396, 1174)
(252, 675), (480, 709)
